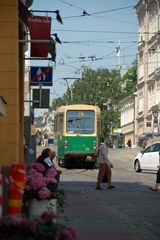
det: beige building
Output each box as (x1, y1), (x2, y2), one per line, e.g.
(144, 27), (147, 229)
(0, 1), (56, 166)
(120, 93), (138, 147)
(0, 0), (26, 165)
(135, 0), (160, 135)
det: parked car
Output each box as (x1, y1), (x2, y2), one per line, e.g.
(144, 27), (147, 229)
(137, 132), (160, 148)
(133, 142), (160, 172)
(137, 133), (154, 148)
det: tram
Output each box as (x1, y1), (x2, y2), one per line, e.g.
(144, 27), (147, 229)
(54, 104), (101, 167)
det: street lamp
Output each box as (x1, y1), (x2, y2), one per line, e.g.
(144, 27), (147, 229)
(153, 111), (159, 133)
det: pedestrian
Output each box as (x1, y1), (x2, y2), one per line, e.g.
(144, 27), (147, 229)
(149, 163), (160, 191)
(95, 138), (115, 190)
(127, 139), (132, 148)
(36, 147), (53, 171)
(44, 133), (48, 146)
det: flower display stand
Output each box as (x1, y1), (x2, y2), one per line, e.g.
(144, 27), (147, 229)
(29, 198), (57, 220)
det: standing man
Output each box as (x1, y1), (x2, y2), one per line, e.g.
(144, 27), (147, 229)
(96, 138), (115, 190)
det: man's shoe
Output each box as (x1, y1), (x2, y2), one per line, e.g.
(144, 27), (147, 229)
(108, 185), (115, 189)
(95, 187), (103, 190)
(149, 187), (157, 191)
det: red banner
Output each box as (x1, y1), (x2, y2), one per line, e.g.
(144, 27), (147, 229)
(28, 16), (51, 57)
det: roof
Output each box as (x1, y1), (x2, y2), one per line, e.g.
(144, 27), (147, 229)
(54, 104), (100, 115)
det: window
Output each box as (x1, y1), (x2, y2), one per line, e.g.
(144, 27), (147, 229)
(157, 80), (160, 90)
(66, 110), (95, 134)
(144, 144), (155, 153)
(139, 52), (143, 64)
(153, 143), (160, 152)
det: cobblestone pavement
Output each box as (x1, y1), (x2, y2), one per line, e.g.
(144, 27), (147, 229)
(59, 183), (160, 240)
(36, 146), (160, 240)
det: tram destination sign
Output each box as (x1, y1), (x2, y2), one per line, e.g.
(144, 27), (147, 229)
(30, 66), (53, 86)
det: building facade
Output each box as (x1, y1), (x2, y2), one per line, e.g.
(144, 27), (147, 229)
(135, 0), (160, 135)
(120, 93), (138, 147)
(0, 0), (27, 165)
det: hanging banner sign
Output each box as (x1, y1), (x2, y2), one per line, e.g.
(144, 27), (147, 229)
(30, 66), (53, 86)
(28, 16), (51, 57)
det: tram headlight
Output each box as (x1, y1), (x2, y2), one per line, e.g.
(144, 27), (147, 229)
(93, 141), (97, 151)
(64, 140), (68, 149)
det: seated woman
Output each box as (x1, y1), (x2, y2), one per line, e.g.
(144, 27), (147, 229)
(36, 148), (53, 171)
(36, 148), (62, 184)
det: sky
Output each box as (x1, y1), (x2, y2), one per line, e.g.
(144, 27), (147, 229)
(30, 0), (139, 116)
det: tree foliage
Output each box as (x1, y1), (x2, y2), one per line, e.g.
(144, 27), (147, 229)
(121, 59), (137, 97)
(51, 62), (137, 137)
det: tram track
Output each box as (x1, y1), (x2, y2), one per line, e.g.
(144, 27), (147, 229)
(61, 168), (98, 179)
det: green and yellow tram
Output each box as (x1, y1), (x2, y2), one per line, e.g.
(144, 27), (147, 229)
(54, 104), (101, 167)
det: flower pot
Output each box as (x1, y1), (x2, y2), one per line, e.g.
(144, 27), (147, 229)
(29, 198), (57, 220)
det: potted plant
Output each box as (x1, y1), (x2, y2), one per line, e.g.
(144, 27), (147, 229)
(23, 163), (65, 219)
(0, 211), (78, 240)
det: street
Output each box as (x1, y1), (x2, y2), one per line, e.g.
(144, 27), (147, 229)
(51, 148), (160, 240)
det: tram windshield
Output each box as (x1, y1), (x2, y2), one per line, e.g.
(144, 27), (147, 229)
(66, 110), (95, 134)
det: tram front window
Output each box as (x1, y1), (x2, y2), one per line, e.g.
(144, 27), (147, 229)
(66, 110), (95, 134)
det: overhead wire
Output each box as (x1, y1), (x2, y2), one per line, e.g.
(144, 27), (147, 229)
(55, 0), (85, 11)
(60, 5), (134, 20)
(56, 54), (137, 66)
(52, 29), (138, 34)
(89, 15), (137, 26)
(62, 40), (138, 44)
(55, 42), (137, 68)
(44, 2), (138, 86)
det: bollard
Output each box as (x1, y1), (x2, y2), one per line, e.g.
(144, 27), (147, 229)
(7, 164), (26, 215)
(0, 167), (2, 217)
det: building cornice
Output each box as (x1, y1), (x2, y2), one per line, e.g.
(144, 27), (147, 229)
(147, 34), (157, 46)
(137, 79), (145, 88)
(136, 112), (144, 122)
(119, 92), (137, 106)
(151, 103), (160, 111)
(138, 41), (145, 51)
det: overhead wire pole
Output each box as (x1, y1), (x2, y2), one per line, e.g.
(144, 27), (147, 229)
(62, 77), (81, 101)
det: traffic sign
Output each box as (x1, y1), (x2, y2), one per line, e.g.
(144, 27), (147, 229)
(32, 89), (50, 108)
(30, 66), (53, 86)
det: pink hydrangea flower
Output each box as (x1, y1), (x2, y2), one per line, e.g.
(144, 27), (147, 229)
(24, 162), (60, 202)
(56, 227), (78, 240)
(46, 168), (57, 177)
(24, 184), (31, 191)
(35, 163), (46, 172)
(30, 176), (46, 191)
(40, 211), (57, 221)
(27, 168), (39, 177)
(38, 187), (51, 199)
(27, 163), (35, 170)
(45, 176), (57, 185)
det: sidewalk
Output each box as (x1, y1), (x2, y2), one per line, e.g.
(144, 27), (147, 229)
(108, 147), (141, 161)
(57, 146), (159, 240)
(59, 187), (135, 240)
(58, 182), (160, 240)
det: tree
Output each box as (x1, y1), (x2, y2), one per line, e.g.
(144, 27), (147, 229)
(50, 61), (137, 140)
(51, 67), (123, 137)
(121, 59), (137, 97)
